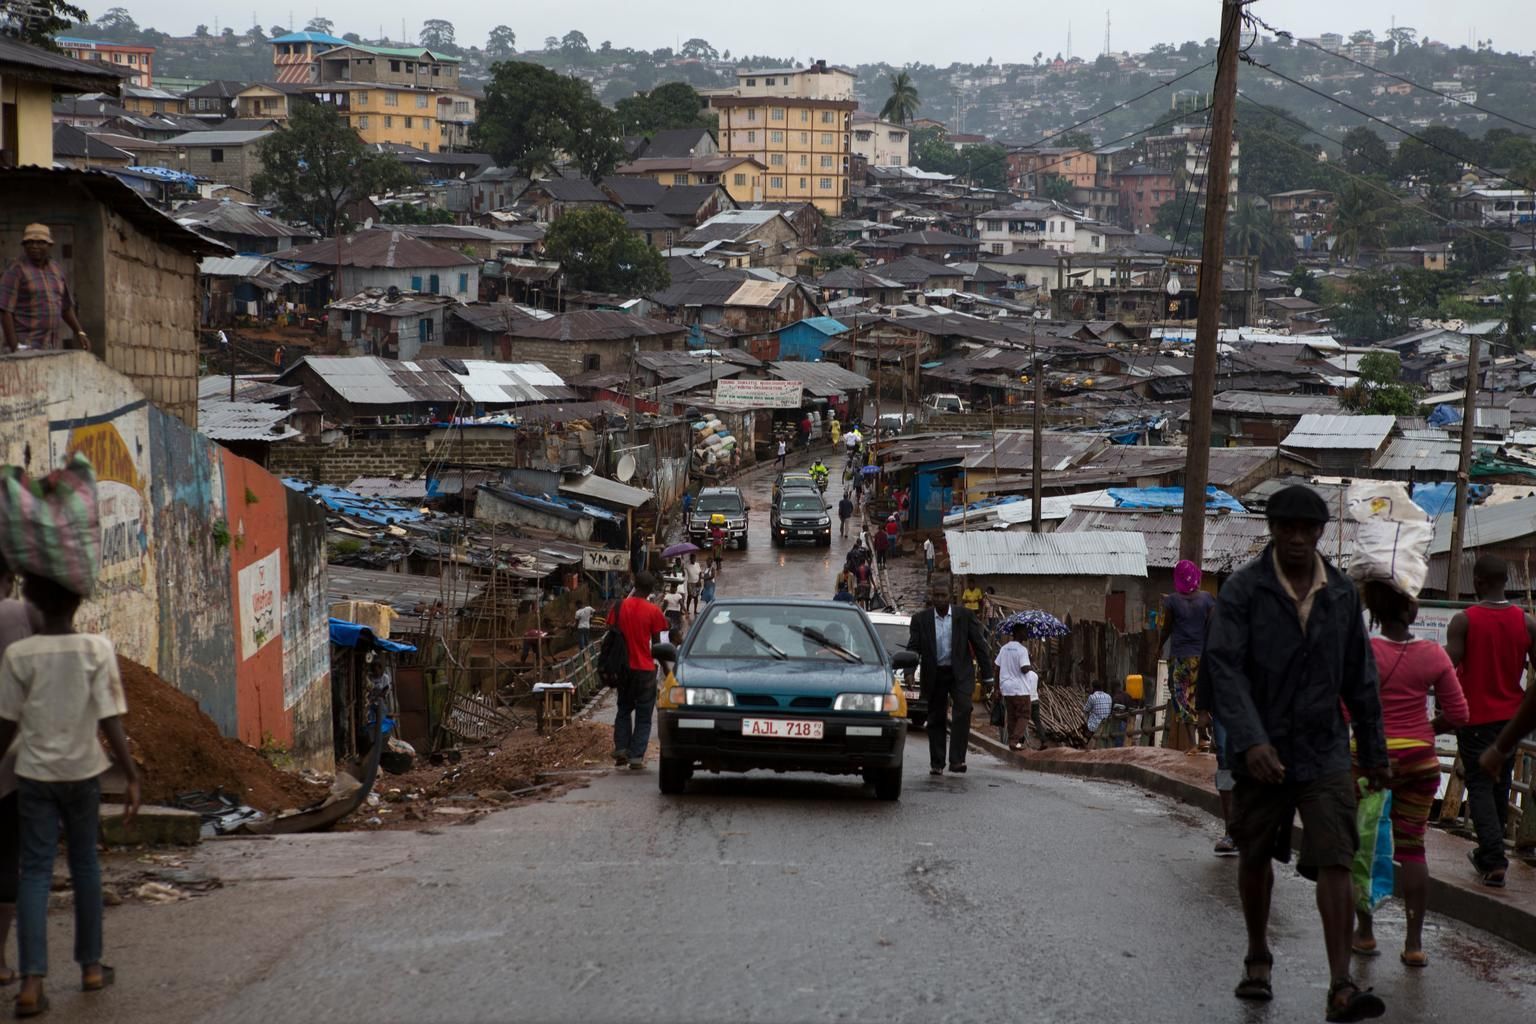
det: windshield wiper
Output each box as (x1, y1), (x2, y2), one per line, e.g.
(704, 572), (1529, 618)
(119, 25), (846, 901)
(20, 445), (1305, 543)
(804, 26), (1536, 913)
(789, 625), (863, 663)
(732, 620), (787, 660)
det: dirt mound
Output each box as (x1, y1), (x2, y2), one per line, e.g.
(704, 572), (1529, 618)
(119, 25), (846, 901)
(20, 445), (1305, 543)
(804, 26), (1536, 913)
(119, 657), (318, 812)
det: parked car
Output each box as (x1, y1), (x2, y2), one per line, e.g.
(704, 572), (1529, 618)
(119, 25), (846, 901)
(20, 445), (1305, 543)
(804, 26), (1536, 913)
(923, 393), (970, 415)
(654, 599), (915, 799)
(771, 488), (831, 547)
(688, 486), (749, 549)
(866, 610), (925, 728)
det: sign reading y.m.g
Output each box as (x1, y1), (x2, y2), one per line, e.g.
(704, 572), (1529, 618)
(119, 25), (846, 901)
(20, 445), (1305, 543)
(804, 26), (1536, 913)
(238, 549), (283, 659)
(583, 548), (630, 572)
(713, 379), (803, 410)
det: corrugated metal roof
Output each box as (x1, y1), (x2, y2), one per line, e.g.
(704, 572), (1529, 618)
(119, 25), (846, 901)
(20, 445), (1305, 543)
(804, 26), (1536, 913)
(196, 400), (299, 441)
(942, 529), (1148, 577)
(958, 430), (1103, 473)
(1373, 437), (1461, 474)
(726, 280), (792, 307)
(199, 255), (273, 278)
(766, 361), (871, 397)
(942, 489), (1115, 529)
(1207, 391), (1343, 417)
(1282, 414), (1395, 450)
(1429, 498), (1536, 555)
(283, 356), (571, 406)
(1057, 508), (1358, 573)
(558, 474), (654, 509)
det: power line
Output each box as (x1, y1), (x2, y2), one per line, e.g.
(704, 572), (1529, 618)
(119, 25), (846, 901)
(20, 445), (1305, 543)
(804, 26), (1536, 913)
(1244, 57), (1525, 189)
(1245, 13), (1536, 136)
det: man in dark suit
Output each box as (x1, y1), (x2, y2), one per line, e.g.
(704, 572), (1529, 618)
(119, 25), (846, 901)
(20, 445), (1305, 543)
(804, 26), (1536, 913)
(908, 582), (993, 775)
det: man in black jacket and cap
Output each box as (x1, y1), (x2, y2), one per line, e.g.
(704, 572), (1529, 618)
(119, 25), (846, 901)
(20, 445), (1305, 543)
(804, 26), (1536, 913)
(1206, 484), (1390, 1023)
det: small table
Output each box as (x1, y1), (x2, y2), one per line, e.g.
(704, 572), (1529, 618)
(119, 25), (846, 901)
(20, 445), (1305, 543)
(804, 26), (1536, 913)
(532, 682), (576, 734)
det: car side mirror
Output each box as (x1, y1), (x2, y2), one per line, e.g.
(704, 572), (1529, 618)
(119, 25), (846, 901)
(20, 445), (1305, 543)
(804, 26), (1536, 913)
(651, 641), (678, 662)
(892, 651), (919, 670)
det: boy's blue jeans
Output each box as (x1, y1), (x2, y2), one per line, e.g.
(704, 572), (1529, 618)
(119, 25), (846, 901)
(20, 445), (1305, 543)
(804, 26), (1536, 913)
(17, 777), (102, 977)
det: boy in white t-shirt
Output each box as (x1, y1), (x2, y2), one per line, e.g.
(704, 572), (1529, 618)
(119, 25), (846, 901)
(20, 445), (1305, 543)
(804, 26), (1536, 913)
(994, 622), (1039, 750)
(0, 573), (140, 1013)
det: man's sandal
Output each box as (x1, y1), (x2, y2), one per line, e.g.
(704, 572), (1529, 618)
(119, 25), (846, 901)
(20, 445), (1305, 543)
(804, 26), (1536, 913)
(1325, 978), (1385, 1023)
(82, 966), (115, 993)
(1234, 953), (1273, 1001)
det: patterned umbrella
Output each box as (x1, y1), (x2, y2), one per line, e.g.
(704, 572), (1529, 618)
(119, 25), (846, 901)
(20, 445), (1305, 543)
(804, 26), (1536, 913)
(994, 609), (1070, 640)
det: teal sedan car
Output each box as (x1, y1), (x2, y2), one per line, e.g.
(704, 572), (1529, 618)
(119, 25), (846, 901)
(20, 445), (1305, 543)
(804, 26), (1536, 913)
(654, 598), (917, 800)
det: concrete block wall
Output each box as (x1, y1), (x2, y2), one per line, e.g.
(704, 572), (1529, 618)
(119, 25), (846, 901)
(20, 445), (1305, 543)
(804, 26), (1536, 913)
(101, 207), (201, 428)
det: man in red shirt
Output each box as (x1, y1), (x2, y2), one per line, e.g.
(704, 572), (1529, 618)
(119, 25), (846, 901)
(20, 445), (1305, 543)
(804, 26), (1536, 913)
(1446, 554), (1536, 888)
(611, 573), (670, 770)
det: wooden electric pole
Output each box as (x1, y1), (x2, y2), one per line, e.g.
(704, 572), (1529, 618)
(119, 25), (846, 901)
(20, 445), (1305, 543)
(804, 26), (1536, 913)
(1446, 332), (1482, 600)
(1178, 0), (1243, 563)
(1031, 343), (1044, 534)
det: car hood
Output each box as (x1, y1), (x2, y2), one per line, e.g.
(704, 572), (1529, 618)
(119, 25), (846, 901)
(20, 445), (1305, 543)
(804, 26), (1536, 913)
(677, 658), (893, 695)
(777, 509), (827, 522)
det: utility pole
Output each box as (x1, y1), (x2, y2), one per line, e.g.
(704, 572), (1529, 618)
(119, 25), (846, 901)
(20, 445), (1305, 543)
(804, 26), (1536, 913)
(627, 338), (639, 447)
(1447, 332), (1482, 600)
(1031, 342), (1043, 534)
(1178, 0), (1243, 563)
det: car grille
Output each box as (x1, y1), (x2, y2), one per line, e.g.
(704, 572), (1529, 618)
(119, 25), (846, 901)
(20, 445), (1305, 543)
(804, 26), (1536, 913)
(788, 696), (833, 709)
(735, 694), (779, 707)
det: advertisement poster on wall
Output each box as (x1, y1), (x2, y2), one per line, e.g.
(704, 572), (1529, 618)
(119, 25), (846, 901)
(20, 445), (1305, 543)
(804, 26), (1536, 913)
(713, 379), (803, 410)
(238, 549), (283, 660)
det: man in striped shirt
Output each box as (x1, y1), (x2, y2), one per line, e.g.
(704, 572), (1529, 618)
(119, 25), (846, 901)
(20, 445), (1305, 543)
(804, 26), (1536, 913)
(0, 225), (89, 353)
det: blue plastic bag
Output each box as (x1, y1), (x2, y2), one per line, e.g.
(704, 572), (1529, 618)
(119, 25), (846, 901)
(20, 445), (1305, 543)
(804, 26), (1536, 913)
(1351, 779), (1395, 914)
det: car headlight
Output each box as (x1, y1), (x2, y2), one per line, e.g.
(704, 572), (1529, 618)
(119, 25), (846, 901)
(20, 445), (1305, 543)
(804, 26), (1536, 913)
(669, 686), (734, 707)
(834, 692), (900, 712)
(816, 517), (830, 526)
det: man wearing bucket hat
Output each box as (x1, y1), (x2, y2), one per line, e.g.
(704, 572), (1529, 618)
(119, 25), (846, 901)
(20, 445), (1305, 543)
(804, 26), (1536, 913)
(1205, 483), (1389, 1023)
(0, 225), (90, 353)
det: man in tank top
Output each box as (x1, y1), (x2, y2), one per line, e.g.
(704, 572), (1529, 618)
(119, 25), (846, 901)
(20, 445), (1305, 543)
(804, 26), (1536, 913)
(1445, 554), (1536, 888)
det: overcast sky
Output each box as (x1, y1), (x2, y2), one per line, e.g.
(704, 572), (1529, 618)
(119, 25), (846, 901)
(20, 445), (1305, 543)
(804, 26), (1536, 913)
(121, 1), (1535, 64)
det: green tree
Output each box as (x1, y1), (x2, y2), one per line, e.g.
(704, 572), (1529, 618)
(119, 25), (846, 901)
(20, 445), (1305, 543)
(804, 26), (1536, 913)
(0, 0), (87, 48)
(1452, 230), (1511, 276)
(194, 23), (209, 38)
(561, 30), (590, 56)
(679, 38), (718, 61)
(879, 71), (921, 125)
(1235, 107), (1325, 196)
(1331, 181), (1393, 264)
(93, 6), (137, 34)
(486, 25), (517, 60)
(1287, 266), (1321, 302)
(1393, 125), (1474, 183)
(1056, 130), (1095, 151)
(304, 17), (333, 34)
(420, 19), (456, 52)
(1226, 197), (1293, 269)
(1331, 270), (1418, 341)
(252, 102), (415, 237)
(1341, 126), (1390, 175)
(543, 207), (669, 295)
(473, 62), (622, 180)
(381, 204), (455, 225)
(1339, 351), (1422, 414)
(1505, 269), (1532, 348)
(1038, 174), (1074, 202)
(615, 81), (709, 134)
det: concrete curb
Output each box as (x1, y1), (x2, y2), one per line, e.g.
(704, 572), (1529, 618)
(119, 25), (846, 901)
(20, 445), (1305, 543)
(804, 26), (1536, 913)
(968, 729), (1536, 956)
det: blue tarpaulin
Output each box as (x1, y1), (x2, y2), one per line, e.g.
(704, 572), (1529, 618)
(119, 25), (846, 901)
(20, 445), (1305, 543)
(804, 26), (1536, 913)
(1107, 486), (1246, 512)
(1428, 404), (1462, 427)
(283, 479), (426, 525)
(1410, 481), (1490, 518)
(329, 618), (417, 652)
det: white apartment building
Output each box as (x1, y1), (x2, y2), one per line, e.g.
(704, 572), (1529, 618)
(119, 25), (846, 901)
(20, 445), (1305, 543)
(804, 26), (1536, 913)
(850, 113), (910, 167)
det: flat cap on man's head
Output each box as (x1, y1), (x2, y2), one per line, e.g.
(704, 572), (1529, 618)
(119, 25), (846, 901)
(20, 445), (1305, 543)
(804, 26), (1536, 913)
(21, 224), (53, 244)
(1265, 484), (1331, 524)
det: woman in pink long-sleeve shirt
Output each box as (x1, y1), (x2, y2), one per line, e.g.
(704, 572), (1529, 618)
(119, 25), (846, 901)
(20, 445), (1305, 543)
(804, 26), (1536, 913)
(1354, 582), (1469, 967)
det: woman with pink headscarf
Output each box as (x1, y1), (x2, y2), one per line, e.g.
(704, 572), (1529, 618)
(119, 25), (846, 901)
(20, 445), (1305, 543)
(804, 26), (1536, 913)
(1159, 559), (1215, 749)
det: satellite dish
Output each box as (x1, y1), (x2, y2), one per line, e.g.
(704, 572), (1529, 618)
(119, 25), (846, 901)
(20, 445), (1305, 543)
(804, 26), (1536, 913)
(616, 454), (637, 482)
(364, 217), (374, 230)
(1294, 287), (1304, 297)
(1165, 274), (1182, 297)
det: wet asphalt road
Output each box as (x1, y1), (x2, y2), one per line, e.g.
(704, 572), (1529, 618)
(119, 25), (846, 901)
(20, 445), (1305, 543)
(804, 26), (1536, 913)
(61, 450), (1535, 1023)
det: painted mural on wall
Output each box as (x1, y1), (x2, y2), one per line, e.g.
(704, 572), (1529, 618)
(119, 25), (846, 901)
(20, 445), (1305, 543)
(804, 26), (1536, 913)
(0, 351), (334, 771)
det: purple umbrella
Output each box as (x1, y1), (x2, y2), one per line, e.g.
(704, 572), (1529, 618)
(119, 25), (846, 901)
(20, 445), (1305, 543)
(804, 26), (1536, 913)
(662, 542), (701, 558)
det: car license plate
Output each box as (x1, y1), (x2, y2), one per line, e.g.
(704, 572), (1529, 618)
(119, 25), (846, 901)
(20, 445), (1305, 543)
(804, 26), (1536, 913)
(904, 687), (921, 700)
(795, 530), (813, 537)
(741, 718), (824, 740)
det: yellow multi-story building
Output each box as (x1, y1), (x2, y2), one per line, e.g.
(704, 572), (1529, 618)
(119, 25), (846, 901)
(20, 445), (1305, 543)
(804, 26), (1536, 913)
(708, 60), (855, 215)
(612, 155), (767, 204)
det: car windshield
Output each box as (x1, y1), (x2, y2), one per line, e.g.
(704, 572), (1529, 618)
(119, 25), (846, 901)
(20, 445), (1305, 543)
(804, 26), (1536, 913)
(781, 496), (822, 512)
(696, 495), (742, 514)
(688, 605), (882, 663)
(870, 621), (910, 658)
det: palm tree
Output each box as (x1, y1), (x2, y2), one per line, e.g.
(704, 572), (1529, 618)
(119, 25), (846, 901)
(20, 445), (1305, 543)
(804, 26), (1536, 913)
(1331, 182), (1392, 265)
(1226, 197), (1293, 269)
(880, 71), (921, 125)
